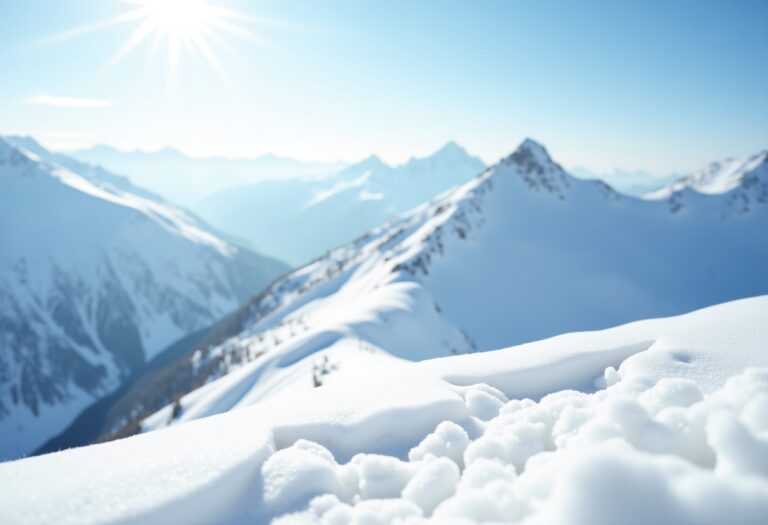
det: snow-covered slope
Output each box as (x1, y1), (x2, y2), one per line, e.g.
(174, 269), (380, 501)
(195, 142), (486, 265)
(647, 150), (768, 199)
(2, 296), (767, 524)
(569, 166), (680, 196)
(0, 137), (289, 460)
(7, 136), (165, 202)
(100, 138), (768, 440)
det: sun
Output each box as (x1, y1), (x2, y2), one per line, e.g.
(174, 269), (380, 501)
(44, 0), (280, 79)
(114, 0), (268, 73)
(115, 0), (227, 71)
(143, 0), (211, 36)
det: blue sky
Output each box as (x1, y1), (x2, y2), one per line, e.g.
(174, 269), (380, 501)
(1, 0), (766, 174)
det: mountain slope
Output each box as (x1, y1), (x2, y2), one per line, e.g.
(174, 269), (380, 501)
(2, 295), (768, 524)
(7, 136), (165, 202)
(195, 142), (486, 265)
(103, 139), (768, 439)
(0, 137), (289, 460)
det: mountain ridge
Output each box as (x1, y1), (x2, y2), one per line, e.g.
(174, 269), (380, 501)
(648, 149), (768, 199)
(195, 142), (487, 266)
(69, 143), (347, 205)
(97, 138), (768, 442)
(0, 137), (289, 460)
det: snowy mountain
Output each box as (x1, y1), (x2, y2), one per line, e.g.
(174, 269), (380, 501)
(569, 166), (680, 196)
(2, 295), (767, 524)
(95, 138), (768, 442)
(195, 142), (486, 265)
(0, 137), (289, 460)
(647, 150), (768, 199)
(70, 144), (346, 205)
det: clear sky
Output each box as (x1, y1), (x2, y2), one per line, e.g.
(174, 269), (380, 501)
(1, 0), (766, 174)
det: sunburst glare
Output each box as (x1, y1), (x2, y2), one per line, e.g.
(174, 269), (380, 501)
(45, 0), (278, 80)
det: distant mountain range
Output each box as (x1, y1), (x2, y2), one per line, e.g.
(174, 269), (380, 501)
(194, 141), (487, 265)
(0, 137), (289, 460)
(69, 141), (701, 265)
(91, 139), (768, 442)
(70, 144), (347, 206)
(569, 166), (680, 195)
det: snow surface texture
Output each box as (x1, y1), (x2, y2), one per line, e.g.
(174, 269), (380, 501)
(1, 296), (767, 524)
(127, 139), (768, 439)
(0, 137), (288, 460)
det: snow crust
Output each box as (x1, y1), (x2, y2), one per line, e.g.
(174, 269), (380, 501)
(1, 296), (767, 524)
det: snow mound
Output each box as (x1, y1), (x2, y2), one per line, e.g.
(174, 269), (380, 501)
(276, 367), (768, 525)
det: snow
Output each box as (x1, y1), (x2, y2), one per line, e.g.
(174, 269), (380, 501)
(647, 150), (768, 198)
(569, 166), (679, 196)
(1, 296), (767, 524)
(0, 137), (287, 460)
(408, 421), (470, 466)
(129, 138), (768, 448)
(0, 412), (277, 525)
(276, 361), (768, 525)
(195, 142), (486, 265)
(402, 456), (461, 514)
(2, 137), (767, 522)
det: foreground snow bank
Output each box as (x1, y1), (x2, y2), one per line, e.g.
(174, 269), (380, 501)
(1, 296), (767, 524)
(275, 367), (768, 524)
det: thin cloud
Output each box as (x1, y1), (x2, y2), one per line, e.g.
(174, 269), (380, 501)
(25, 94), (111, 109)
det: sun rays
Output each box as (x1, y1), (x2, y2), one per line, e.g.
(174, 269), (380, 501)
(44, 0), (283, 81)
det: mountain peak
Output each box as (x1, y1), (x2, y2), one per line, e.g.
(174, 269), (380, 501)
(495, 138), (574, 198)
(149, 146), (187, 160)
(506, 138), (552, 164)
(356, 154), (387, 169)
(501, 138), (556, 173)
(403, 142), (482, 172)
(336, 154), (389, 179)
(434, 140), (468, 157)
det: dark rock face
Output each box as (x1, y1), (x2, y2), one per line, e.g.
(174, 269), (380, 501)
(504, 140), (570, 199)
